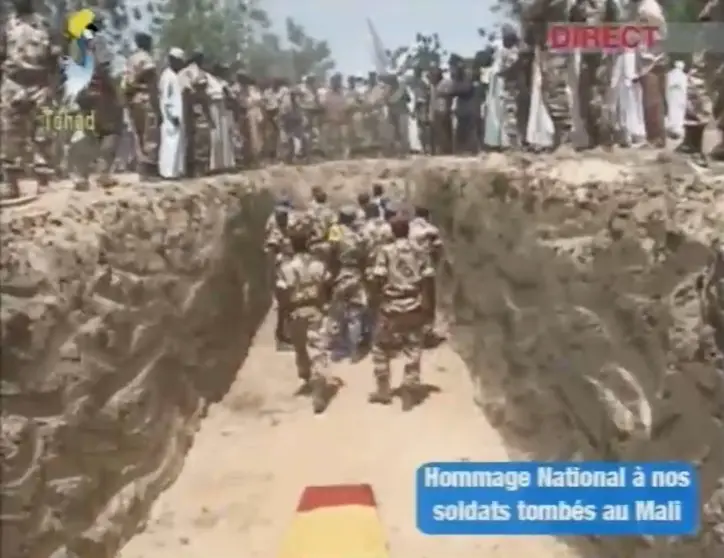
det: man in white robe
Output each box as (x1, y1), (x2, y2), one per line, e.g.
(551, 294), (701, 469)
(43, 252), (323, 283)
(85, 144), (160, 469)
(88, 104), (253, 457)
(158, 48), (186, 179)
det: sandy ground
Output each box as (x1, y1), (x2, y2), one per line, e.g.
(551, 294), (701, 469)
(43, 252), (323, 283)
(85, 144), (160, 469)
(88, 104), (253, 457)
(117, 310), (578, 558)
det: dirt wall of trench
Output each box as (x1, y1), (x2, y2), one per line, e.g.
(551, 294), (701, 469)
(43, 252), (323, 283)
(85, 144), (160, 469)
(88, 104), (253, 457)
(1, 178), (275, 558)
(1, 156), (722, 558)
(417, 154), (723, 557)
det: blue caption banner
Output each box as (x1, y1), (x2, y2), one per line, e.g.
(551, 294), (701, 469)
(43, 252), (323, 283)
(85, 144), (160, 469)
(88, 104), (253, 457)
(416, 461), (699, 536)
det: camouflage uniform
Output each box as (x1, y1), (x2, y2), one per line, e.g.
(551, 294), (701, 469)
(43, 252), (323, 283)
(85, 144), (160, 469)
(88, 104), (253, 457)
(409, 215), (443, 335)
(345, 81), (364, 155)
(322, 81), (349, 159)
(69, 60), (124, 189)
(499, 44), (522, 148)
(261, 85), (281, 161)
(305, 199), (337, 261)
(532, 0), (572, 146)
(386, 78), (411, 155)
(279, 86), (305, 162)
(265, 205), (295, 344)
(179, 62), (211, 176)
(275, 248), (332, 411)
(361, 214), (394, 338)
(370, 227), (435, 408)
(124, 49), (159, 174)
(0, 11), (55, 194)
(685, 0), (723, 159)
(327, 209), (368, 357)
(298, 81), (322, 155)
(363, 78), (388, 153)
(574, 0), (618, 147)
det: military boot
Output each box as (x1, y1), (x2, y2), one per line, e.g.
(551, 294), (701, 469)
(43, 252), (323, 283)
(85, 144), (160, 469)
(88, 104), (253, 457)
(690, 126), (709, 167)
(675, 126), (696, 154)
(399, 383), (418, 412)
(3, 169), (22, 199)
(368, 377), (392, 405)
(311, 376), (329, 414)
(709, 134), (724, 162)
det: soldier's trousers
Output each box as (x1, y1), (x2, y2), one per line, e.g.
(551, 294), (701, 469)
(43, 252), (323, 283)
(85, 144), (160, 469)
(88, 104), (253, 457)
(431, 112), (452, 154)
(128, 97), (159, 170)
(328, 277), (367, 356)
(0, 83), (53, 179)
(68, 128), (119, 184)
(322, 122), (349, 158)
(371, 309), (424, 385)
(288, 309), (329, 382)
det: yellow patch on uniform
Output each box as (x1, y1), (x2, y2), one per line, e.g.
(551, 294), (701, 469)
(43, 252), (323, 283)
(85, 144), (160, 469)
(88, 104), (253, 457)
(327, 224), (342, 242)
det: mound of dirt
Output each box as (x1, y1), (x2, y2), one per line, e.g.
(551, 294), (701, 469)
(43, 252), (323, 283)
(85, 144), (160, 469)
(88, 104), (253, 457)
(1, 154), (721, 558)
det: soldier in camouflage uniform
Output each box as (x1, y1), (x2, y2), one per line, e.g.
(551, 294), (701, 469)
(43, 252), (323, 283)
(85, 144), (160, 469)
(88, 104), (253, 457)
(322, 73), (349, 159)
(345, 75), (364, 156)
(261, 78), (282, 161)
(363, 71), (387, 155)
(327, 206), (368, 360)
(279, 84), (305, 163)
(275, 223), (334, 413)
(0, 0), (56, 198)
(180, 50), (213, 177)
(529, 0), (572, 147)
(369, 210), (435, 411)
(124, 32), (160, 177)
(265, 198), (295, 347)
(409, 206), (444, 345)
(499, 24), (523, 148)
(68, 37), (123, 190)
(409, 66), (432, 153)
(385, 74), (411, 156)
(298, 75), (323, 156)
(355, 191), (370, 229)
(306, 186), (337, 262)
(361, 200), (394, 344)
(679, 0), (723, 163)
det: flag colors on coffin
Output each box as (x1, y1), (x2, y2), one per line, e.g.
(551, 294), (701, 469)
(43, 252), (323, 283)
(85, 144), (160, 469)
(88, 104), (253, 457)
(277, 483), (388, 558)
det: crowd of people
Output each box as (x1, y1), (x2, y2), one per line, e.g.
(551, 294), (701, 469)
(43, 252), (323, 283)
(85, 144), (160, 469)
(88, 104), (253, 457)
(265, 184), (444, 414)
(2, 0), (723, 201)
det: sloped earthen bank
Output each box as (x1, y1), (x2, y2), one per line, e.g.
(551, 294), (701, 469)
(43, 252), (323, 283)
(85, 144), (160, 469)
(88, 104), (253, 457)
(1, 178), (275, 557)
(418, 154), (723, 557)
(1, 156), (722, 558)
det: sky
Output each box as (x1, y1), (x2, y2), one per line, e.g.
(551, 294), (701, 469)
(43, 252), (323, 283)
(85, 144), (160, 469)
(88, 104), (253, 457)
(263, 0), (503, 74)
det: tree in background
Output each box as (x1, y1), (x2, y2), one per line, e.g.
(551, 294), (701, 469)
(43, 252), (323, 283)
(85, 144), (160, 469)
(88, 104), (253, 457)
(386, 32), (449, 72)
(156, 0), (335, 80)
(34, 0), (335, 81)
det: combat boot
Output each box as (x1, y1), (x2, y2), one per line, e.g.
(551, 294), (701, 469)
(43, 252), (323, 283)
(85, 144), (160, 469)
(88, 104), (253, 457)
(675, 126), (696, 154)
(399, 382), (421, 412)
(311, 376), (329, 414)
(709, 135), (724, 162)
(3, 169), (22, 199)
(368, 377), (392, 405)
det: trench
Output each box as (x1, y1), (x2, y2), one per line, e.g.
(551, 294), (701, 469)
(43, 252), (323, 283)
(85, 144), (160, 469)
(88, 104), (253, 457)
(1, 156), (721, 558)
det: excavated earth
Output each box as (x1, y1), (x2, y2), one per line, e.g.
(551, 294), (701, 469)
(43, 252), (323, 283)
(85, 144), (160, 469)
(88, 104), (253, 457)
(1, 153), (722, 558)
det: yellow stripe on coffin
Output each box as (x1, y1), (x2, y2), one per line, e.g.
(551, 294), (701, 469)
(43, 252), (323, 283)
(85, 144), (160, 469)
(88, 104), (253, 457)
(278, 483), (388, 558)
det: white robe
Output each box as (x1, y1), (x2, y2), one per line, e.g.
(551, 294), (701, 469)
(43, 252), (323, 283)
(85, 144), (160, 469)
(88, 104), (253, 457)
(611, 50), (646, 145)
(207, 74), (235, 172)
(158, 67), (186, 178)
(526, 47), (555, 148)
(483, 40), (508, 148)
(666, 64), (687, 138)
